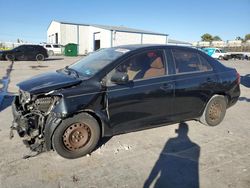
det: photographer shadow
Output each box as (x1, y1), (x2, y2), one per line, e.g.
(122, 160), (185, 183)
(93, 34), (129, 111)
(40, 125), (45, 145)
(144, 122), (200, 188)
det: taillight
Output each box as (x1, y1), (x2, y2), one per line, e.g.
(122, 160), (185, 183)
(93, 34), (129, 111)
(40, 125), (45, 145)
(236, 71), (240, 85)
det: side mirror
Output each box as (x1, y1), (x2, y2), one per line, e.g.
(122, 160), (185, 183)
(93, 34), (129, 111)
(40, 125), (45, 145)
(111, 71), (129, 85)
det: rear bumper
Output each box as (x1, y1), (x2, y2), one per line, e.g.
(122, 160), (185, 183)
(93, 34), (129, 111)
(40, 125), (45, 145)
(227, 84), (240, 108)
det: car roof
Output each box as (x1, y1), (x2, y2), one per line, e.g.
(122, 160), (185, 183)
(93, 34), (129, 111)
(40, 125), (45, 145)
(112, 44), (194, 51)
(18, 44), (41, 47)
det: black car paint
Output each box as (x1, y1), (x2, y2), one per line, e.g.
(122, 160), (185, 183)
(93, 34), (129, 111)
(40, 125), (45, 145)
(11, 45), (240, 152)
(18, 71), (82, 94)
(0, 45), (48, 61)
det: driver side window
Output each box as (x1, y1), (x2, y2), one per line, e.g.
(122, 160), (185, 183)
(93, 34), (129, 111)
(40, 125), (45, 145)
(106, 50), (166, 86)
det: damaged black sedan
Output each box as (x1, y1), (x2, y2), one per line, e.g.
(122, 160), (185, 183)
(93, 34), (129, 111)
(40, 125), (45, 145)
(11, 45), (240, 159)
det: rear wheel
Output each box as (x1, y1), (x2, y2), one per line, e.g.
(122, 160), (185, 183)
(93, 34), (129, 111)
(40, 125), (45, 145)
(52, 113), (100, 159)
(48, 50), (54, 56)
(36, 54), (45, 61)
(200, 95), (227, 126)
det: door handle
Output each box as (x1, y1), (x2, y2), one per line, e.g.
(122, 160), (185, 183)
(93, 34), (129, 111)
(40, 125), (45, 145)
(160, 83), (173, 91)
(207, 78), (213, 83)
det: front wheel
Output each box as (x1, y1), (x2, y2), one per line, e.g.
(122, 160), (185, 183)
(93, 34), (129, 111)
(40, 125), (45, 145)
(218, 56), (223, 60)
(52, 113), (100, 159)
(200, 95), (227, 126)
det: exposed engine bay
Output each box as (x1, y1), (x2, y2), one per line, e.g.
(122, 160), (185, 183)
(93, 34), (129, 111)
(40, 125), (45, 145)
(10, 89), (60, 156)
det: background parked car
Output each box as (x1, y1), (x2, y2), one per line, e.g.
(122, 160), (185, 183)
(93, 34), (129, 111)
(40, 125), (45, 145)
(43, 44), (62, 56)
(0, 44), (48, 61)
(203, 48), (228, 60)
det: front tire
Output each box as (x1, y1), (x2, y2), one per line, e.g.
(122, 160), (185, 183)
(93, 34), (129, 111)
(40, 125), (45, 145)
(52, 113), (100, 159)
(200, 95), (227, 126)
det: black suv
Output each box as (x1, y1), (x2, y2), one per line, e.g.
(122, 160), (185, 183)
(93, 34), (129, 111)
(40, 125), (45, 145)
(0, 45), (48, 61)
(11, 45), (240, 159)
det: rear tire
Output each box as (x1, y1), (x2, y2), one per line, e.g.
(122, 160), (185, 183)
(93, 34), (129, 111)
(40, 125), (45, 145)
(36, 54), (45, 61)
(6, 54), (15, 61)
(52, 113), (100, 159)
(200, 95), (227, 126)
(48, 50), (54, 56)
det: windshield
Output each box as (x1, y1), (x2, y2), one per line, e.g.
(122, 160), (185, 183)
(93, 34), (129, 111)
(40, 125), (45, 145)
(69, 48), (129, 78)
(203, 48), (215, 56)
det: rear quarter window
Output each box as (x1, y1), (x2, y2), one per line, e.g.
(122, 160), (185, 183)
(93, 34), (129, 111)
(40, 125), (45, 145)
(172, 49), (212, 74)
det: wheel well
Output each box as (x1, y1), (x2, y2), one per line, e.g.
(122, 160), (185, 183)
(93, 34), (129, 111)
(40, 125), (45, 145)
(49, 111), (103, 151)
(201, 93), (228, 116)
(213, 93), (229, 104)
(82, 111), (103, 138)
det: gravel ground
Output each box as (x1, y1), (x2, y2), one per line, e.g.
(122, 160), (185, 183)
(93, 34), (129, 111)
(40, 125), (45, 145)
(0, 57), (249, 188)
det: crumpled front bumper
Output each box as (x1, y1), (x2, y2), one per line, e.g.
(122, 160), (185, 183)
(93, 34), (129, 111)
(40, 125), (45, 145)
(10, 96), (62, 152)
(10, 96), (44, 151)
(11, 96), (29, 137)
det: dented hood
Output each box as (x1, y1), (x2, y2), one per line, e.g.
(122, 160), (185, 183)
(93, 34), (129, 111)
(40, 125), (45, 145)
(17, 71), (82, 94)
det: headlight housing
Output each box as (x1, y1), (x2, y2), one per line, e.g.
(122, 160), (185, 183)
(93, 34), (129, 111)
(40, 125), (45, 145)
(34, 97), (54, 113)
(19, 89), (31, 104)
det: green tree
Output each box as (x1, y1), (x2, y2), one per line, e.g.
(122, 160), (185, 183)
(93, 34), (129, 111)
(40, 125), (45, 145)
(213, 36), (222, 41)
(201, 33), (213, 42)
(244, 34), (250, 41)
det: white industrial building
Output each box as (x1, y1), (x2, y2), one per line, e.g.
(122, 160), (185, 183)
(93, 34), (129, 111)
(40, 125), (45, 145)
(47, 20), (171, 55)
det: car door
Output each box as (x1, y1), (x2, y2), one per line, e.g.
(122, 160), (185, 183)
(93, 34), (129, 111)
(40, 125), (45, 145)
(105, 49), (175, 134)
(16, 45), (34, 60)
(13, 45), (26, 60)
(27, 46), (37, 60)
(171, 48), (217, 121)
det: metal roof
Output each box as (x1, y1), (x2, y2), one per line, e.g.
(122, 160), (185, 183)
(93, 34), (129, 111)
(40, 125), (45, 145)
(168, 39), (191, 45)
(108, 44), (196, 50)
(54, 20), (168, 36)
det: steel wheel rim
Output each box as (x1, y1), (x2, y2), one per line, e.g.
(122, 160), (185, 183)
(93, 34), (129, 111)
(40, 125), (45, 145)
(63, 123), (91, 151)
(209, 101), (222, 121)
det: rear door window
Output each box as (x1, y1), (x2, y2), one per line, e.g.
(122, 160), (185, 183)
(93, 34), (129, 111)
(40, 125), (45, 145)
(172, 49), (212, 73)
(198, 54), (213, 71)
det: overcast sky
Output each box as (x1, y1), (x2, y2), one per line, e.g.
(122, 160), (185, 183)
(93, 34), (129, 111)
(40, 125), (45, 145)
(0, 0), (249, 43)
